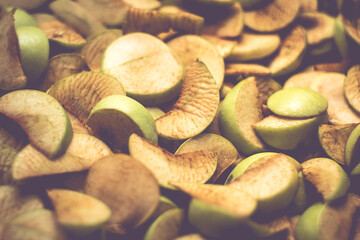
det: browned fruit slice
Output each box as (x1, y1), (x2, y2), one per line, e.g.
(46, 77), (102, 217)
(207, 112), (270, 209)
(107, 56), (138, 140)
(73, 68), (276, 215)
(312, 59), (352, 74)
(65, 110), (91, 135)
(299, 0), (318, 12)
(244, 0), (301, 32)
(0, 0), (47, 10)
(254, 76), (282, 105)
(39, 53), (86, 92)
(85, 153), (160, 234)
(129, 134), (218, 189)
(268, 25), (307, 77)
(167, 35), (224, 89)
(155, 60), (219, 140)
(12, 133), (112, 181)
(80, 29), (123, 72)
(344, 64), (360, 114)
(0, 144), (18, 184)
(47, 189), (111, 234)
(0, 114), (28, 150)
(318, 124), (357, 165)
(340, 14), (360, 46)
(201, 35), (236, 58)
(0, 10), (27, 90)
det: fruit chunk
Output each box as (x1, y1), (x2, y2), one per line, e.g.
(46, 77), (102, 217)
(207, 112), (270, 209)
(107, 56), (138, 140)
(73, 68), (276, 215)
(345, 124), (360, 173)
(0, 90), (73, 159)
(129, 134), (217, 189)
(344, 64), (360, 114)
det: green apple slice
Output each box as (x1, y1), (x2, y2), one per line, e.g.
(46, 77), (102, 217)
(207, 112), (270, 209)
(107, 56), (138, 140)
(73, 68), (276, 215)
(0, 90), (73, 159)
(301, 158), (350, 202)
(167, 34), (224, 89)
(340, 13), (360, 46)
(87, 95), (157, 153)
(225, 63), (271, 80)
(344, 64), (360, 114)
(318, 123), (357, 165)
(85, 153), (160, 234)
(201, 35), (236, 58)
(243, 0), (300, 32)
(289, 171), (308, 213)
(175, 133), (239, 183)
(155, 60), (219, 140)
(226, 32), (280, 62)
(345, 124), (360, 171)
(101, 32), (183, 105)
(149, 196), (178, 222)
(47, 189), (111, 235)
(254, 76), (283, 105)
(228, 153), (299, 213)
(219, 77), (267, 155)
(12, 133), (112, 181)
(129, 133), (217, 189)
(267, 88), (328, 118)
(254, 114), (325, 150)
(268, 25), (307, 77)
(334, 15), (349, 59)
(5, 7), (36, 28)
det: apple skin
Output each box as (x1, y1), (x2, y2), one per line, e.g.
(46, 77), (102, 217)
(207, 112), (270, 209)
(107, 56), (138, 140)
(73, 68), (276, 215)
(295, 203), (325, 240)
(345, 124), (360, 168)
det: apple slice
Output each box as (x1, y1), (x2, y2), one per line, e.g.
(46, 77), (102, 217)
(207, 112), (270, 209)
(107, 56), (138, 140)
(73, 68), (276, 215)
(283, 71), (328, 89)
(0, 114), (28, 150)
(174, 234), (207, 240)
(344, 64), (360, 114)
(47, 189), (111, 235)
(201, 35), (236, 58)
(0, 144), (18, 184)
(345, 124), (360, 174)
(85, 153), (160, 234)
(11, 133), (112, 181)
(0, 90), (73, 159)
(301, 158), (350, 202)
(219, 77), (267, 155)
(225, 63), (271, 80)
(129, 133), (217, 189)
(0, 0), (47, 10)
(155, 60), (219, 140)
(149, 196), (178, 222)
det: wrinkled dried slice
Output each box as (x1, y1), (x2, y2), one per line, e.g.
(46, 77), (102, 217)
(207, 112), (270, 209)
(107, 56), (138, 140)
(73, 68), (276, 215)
(0, 0), (47, 10)
(0, 10), (27, 90)
(301, 158), (350, 202)
(175, 133), (239, 183)
(65, 111), (91, 135)
(344, 64), (360, 114)
(226, 32), (281, 62)
(12, 133), (112, 181)
(0, 145), (18, 184)
(48, 71), (125, 124)
(341, 14), (360, 46)
(201, 35), (236, 58)
(318, 124), (357, 165)
(0, 114), (28, 150)
(80, 29), (123, 72)
(261, 216), (295, 239)
(167, 34), (224, 89)
(34, 13), (86, 49)
(345, 124), (360, 172)
(102, 32), (183, 105)
(49, 0), (106, 38)
(129, 134), (217, 189)
(244, 0), (300, 32)
(0, 90), (73, 159)
(155, 60), (219, 140)
(85, 154), (160, 234)
(254, 76), (282, 105)
(283, 71), (328, 89)
(144, 209), (185, 240)
(268, 25), (307, 77)
(300, 0), (318, 12)
(47, 189), (111, 234)
(225, 63), (271, 80)
(39, 53), (86, 92)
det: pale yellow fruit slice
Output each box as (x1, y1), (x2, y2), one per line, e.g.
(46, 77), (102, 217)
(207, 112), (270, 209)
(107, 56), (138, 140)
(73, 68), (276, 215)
(155, 60), (219, 140)
(129, 133), (217, 189)
(85, 153), (160, 234)
(312, 59), (351, 74)
(344, 64), (360, 114)
(65, 110), (91, 135)
(202, 35), (236, 58)
(268, 25), (307, 77)
(47, 189), (111, 235)
(244, 0), (301, 32)
(167, 34), (224, 89)
(283, 71), (327, 89)
(123, 0), (161, 9)
(0, 90), (73, 159)
(174, 234), (207, 240)
(149, 196), (177, 222)
(102, 32), (183, 105)
(226, 32), (281, 62)
(299, 0), (318, 12)
(12, 133), (112, 181)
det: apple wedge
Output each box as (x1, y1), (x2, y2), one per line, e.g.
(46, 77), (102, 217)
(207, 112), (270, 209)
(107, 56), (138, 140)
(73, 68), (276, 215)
(0, 114), (28, 150)
(0, 144), (18, 185)
(345, 124), (360, 174)
(0, 90), (73, 159)
(344, 64), (360, 114)
(149, 196), (178, 222)
(225, 63), (271, 80)
(155, 60), (219, 140)
(201, 35), (236, 58)
(129, 134), (217, 189)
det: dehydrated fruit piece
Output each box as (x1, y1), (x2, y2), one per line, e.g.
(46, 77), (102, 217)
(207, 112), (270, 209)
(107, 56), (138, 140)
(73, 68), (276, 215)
(0, 114), (28, 150)
(0, 0), (47, 10)
(225, 63), (271, 80)
(0, 144), (18, 184)
(345, 124), (360, 174)
(201, 35), (236, 58)
(344, 64), (360, 114)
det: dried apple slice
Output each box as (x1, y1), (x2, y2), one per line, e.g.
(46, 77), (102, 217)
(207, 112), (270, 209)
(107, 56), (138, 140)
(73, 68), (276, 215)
(167, 35), (224, 89)
(149, 196), (177, 221)
(155, 60), (219, 140)
(201, 36), (236, 58)
(243, 0), (301, 32)
(219, 77), (267, 155)
(174, 234), (207, 240)
(254, 76), (282, 105)
(0, 144), (18, 184)
(0, 90), (73, 159)
(283, 71), (327, 89)
(0, 0), (47, 10)
(301, 158), (350, 202)
(300, 0), (318, 12)
(0, 10), (27, 90)
(47, 189), (111, 235)
(225, 63), (271, 80)
(344, 64), (360, 114)
(12, 133), (112, 181)
(268, 25), (307, 77)
(85, 153), (160, 234)
(129, 134), (217, 189)
(345, 124), (360, 174)
(0, 114), (28, 150)
(102, 32), (183, 105)
(226, 32), (280, 62)
(340, 13), (360, 46)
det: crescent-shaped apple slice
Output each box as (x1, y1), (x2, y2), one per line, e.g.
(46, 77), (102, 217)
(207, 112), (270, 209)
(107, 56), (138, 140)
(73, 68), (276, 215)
(155, 60), (219, 140)
(129, 133), (217, 189)
(0, 90), (73, 159)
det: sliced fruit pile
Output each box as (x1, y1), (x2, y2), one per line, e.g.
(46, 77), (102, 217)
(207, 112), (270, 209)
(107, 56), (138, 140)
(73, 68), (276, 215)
(2, 0), (360, 239)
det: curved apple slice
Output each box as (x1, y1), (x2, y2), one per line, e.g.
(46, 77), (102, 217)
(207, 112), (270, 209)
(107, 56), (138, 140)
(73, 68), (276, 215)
(345, 124), (360, 173)
(225, 63), (271, 80)
(155, 60), (219, 140)
(283, 71), (330, 89)
(0, 90), (72, 159)
(85, 153), (160, 234)
(0, 114), (28, 150)
(174, 234), (207, 240)
(201, 35), (236, 58)
(47, 189), (111, 235)
(344, 64), (360, 114)
(129, 134), (217, 189)
(0, 144), (18, 184)
(12, 133), (112, 181)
